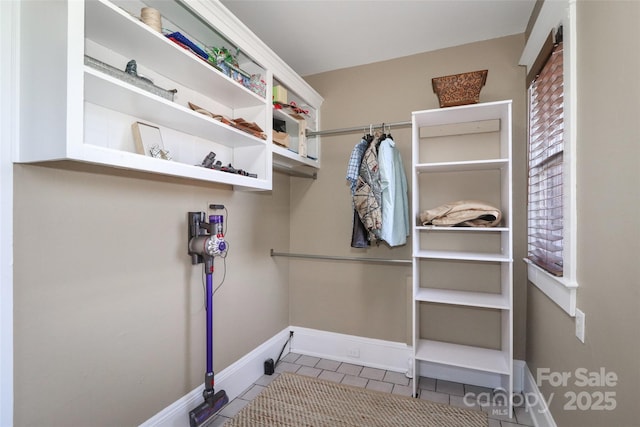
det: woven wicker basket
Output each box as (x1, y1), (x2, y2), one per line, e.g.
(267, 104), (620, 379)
(432, 70), (488, 108)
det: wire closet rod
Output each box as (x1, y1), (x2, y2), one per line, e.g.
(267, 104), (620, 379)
(306, 120), (412, 138)
(270, 249), (411, 265)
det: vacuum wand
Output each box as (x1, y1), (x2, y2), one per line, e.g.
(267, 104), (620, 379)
(187, 211), (229, 427)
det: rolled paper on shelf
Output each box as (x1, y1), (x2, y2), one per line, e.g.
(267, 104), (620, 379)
(141, 7), (162, 32)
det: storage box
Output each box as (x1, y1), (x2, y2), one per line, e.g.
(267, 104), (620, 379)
(272, 131), (290, 148)
(432, 70), (488, 108)
(273, 85), (288, 104)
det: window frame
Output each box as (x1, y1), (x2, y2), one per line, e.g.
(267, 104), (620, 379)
(520, 0), (578, 316)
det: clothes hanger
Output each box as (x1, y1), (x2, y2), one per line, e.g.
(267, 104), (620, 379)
(366, 124), (374, 143)
(375, 124), (386, 150)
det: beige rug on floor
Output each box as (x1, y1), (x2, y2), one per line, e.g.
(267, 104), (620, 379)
(224, 372), (488, 427)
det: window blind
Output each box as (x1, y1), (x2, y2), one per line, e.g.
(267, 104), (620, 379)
(527, 41), (564, 276)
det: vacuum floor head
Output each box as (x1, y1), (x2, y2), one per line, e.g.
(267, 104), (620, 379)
(189, 390), (229, 427)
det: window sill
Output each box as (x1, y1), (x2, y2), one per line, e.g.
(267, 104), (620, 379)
(524, 258), (578, 317)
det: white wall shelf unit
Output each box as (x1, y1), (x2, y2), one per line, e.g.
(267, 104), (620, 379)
(271, 77), (322, 177)
(16, 0), (322, 189)
(411, 100), (513, 415)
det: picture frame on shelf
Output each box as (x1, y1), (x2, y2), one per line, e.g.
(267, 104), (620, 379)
(131, 121), (172, 160)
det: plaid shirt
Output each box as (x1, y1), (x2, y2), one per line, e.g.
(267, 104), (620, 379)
(346, 139), (369, 194)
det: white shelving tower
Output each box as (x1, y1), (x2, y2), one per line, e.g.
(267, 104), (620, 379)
(411, 101), (513, 415)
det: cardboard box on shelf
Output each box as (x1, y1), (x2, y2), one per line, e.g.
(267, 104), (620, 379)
(272, 131), (290, 148)
(273, 85), (288, 104)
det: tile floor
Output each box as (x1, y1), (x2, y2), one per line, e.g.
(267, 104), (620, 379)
(209, 352), (535, 427)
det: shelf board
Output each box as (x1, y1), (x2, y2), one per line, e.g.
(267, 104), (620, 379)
(85, 0), (266, 109)
(413, 101), (511, 128)
(415, 288), (510, 309)
(75, 143), (271, 190)
(416, 225), (509, 232)
(84, 68), (266, 148)
(414, 250), (511, 262)
(271, 144), (319, 169)
(273, 107), (309, 125)
(415, 339), (510, 375)
(415, 158), (508, 173)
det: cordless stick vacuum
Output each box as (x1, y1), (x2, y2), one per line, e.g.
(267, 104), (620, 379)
(187, 211), (229, 427)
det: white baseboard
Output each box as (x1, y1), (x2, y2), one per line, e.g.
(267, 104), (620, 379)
(141, 326), (528, 426)
(139, 327), (292, 427)
(289, 326), (412, 373)
(514, 359), (526, 393)
(523, 364), (557, 427)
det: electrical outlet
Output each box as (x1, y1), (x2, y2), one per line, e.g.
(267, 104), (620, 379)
(575, 308), (585, 343)
(347, 347), (360, 358)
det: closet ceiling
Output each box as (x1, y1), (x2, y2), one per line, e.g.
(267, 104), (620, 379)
(221, 0), (537, 76)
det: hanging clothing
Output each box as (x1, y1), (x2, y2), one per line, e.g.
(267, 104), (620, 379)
(346, 138), (369, 193)
(378, 136), (409, 246)
(350, 209), (369, 248)
(347, 138), (370, 248)
(354, 137), (382, 241)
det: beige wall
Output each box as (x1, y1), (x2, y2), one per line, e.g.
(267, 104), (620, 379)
(298, 34), (529, 356)
(526, 1), (640, 426)
(13, 163), (291, 426)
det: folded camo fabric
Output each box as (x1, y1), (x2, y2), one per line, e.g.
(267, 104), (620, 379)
(419, 200), (502, 227)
